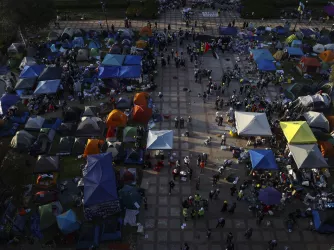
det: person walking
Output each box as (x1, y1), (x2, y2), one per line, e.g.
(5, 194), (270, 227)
(169, 180), (175, 195)
(200, 160), (205, 173)
(158, 92), (164, 101)
(174, 116), (179, 128)
(221, 200), (228, 212)
(230, 185), (237, 196)
(206, 228), (212, 239)
(216, 217), (225, 228)
(244, 228), (253, 239)
(209, 190), (215, 201)
(257, 212), (264, 225)
(228, 202), (236, 214)
(196, 177), (200, 190)
(268, 239), (278, 250)
(226, 232), (233, 244)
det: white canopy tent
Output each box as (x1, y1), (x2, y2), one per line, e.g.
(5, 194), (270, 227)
(146, 130), (173, 150)
(288, 144), (329, 169)
(303, 111), (329, 132)
(235, 111), (272, 137)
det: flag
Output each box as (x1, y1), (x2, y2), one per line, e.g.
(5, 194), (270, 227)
(204, 42), (210, 53)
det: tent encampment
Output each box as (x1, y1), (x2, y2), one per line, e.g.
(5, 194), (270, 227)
(57, 209), (80, 235)
(106, 109), (127, 127)
(10, 130), (35, 151)
(280, 121), (317, 144)
(34, 155), (60, 173)
(115, 97), (131, 109)
(25, 116), (45, 130)
(146, 130), (173, 150)
(249, 149), (278, 170)
(288, 144), (328, 169)
(304, 111), (330, 132)
(132, 105), (152, 124)
(312, 210), (334, 233)
(39, 201), (63, 231)
(38, 67), (62, 81)
(34, 80), (61, 95)
(235, 111), (272, 137)
(102, 54), (125, 66)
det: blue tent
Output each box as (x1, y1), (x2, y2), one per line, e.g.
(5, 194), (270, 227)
(287, 47), (304, 57)
(317, 35), (331, 45)
(88, 40), (101, 49)
(56, 209), (80, 234)
(291, 40), (302, 48)
(119, 66), (141, 78)
(102, 54), (125, 66)
(251, 49), (274, 62)
(34, 79), (61, 95)
(272, 26), (287, 35)
(98, 66), (120, 79)
(72, 37), (85, 48)
(312, 210), (334, 233)
(0, 94), (20, 115)
(249, 149), (278, 170)
(124, 149), (144, 164)
(300, 28), (318, 38)
(123, 55), (142, 66)
(219, 27), (238, 36)
(84, 153), (118, 206)
(19, 65), (45, 79)
(50, 44), (58, 52)
(257, 59), (276, 71)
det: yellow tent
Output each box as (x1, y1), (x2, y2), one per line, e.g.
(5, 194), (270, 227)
(83, 139), (104, 157)
(136, 40), (147, 49)
(285, 34), (297, 44)
(273, 50), (284, 61)
(280, 121), (317, 144)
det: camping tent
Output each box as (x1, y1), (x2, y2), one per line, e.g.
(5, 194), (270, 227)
(83, 139), (104, 157)
(34, 80), (61, 95)
(14, 78), (37, 90)
(57, 136), (75, 155)
(257, 59), (276, 71)
(25, 116), (45, 130)
(102, 54), (125, 66)
(124, 149), (144, 164)
(280, 121), (317, 144)
(57, 209), (80, 235)
(34, 155), (60, 173)
(61, 28), (83, 40)
(285, 34), (297, 43)
(324, 43), (334, 51)
(19, 57), (37, 70)
(123, 126), (137, 142)
(38, 67), (62, 81)
(286, 47), (304, 57)
(76, 117), (103, 137)
(273, 50), (284, 61)
(288, 144), (328, 169)
(72, 137), (88, 155)
(106, 109), (127, 127)
(10, 130), (35, 150)
(250, 49), (274, 62)
(139, 26), (152, 36)
(312, 210), (334, 233)
(115, 97), (131, 109)
(0, 94), (20, 115)
(64, 107), (82, 122)
(291, 40), (302, 48)
(72, 37), (85, 48)
(48, 31), (59, 41)
(297, 57), (321, 74)
(7, 43), (24, 54)
(304, 111), (330, 132)
(134, 92), (149, 106)
(39, 201), (63, 231)
(249, 149), (278, 170)
(146, 130), (174, 150)
(98, 66), (120, 79)
(124, 55), (142, 66)
(313, 44), (325, 53)
(299, 28), (317, 38)
(235, 111), (272, 137)
(119, 66), (141, 78)
(88, 40), (101, 49)
(82, 106), (98, 117)
(132, 105), (152, 124)
(319, 50), (334, 63)
(119, 185), (142, 210)
(77, 49), (89, 61)
(19, 65), (45, 79)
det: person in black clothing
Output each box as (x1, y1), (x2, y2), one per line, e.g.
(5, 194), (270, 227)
(221, 201), (228, 212)
(216, 217), (225, 228)
(230, 185), (237, 196)
(244, 228), (253, 239)
(206, 229), (212, 238)
(226, 232), (233, 243)
(169, 180), (175, 195)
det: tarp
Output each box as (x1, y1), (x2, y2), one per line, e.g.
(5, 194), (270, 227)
(119, 185), (142, 210)
(288, 144), (329, 169)
(257, 59), (276, 71)
(134, 92), (149, 106)
(34, 79), (61, 95)
(250, 49), (274, 62)
(286, 47), (304, 56)
(249, 149), (278, 170)
(132, 105), (152, 124)
(57, 209), (80, 235)
(115, 97), (131, 109)
(280, 121), (317, 144)
(98, 66), (120, 79)
(25, 116), (45, 130)
(19, 65), (45, 79)
(235, 111), (272, 136)
(219, 27), (238, 36)
(15, 78), (37, 90)
(258, 187), (281, 205)
(38, 67), (62, 81)
(0, 94), (20, 115)
(10, 130), (35, 150)
(304, 111), (329, 132)
(84, 153), (118, 206)
(106, 109), (127, 127)
(123, 126), (137, 142)
(102, 54), (125, 66)
(34, 155), (60, 173)
(72, 37), (84, 48)
(312, 210), (334, 233)
(313, 44), (325, 53)
(119, 66), (141, 78)
(123, 55), (142, 66)
(146, 130), (173, 150)
(83, 139), (104, 157)
(319, 50), (334, 63)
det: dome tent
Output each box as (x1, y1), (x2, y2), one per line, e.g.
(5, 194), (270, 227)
(106, 109), (127, 127)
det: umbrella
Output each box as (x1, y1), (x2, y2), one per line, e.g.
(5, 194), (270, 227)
(258, 187), (282, 205)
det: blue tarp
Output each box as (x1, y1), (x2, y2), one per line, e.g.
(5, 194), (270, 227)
(0, 94), (20, 115)
(72, 37), (85, 48)
(119, 66), (141, 78)
(34, 79), (61, 95)
(88, 40), (101, 49)
(84, 153), (118, 206)
(312, 210), (334, 233)
(219, 27), (238, 36)
(19, 65), (45, 79)
(287, 47), (304, 56)
(56, 209), (80, 234)
(98, 66), (120, 79)
(299, 28), (317, 38)
(291, 40), (302, 47)
(123, 55), (142, 65)
(102, 54), (125, 66)
(251, 49), (274, 62)
(257, 59), (276, 71)
(249, 149), (278, 170)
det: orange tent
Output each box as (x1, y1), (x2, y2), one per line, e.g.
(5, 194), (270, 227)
(319, 50), (334, 63)
(139, 26), (152, 37)
(83, 139), (104, 157)
(134, 92), (149, 106)
(132, 105), (152, 124)
(106, 109), (127, 127)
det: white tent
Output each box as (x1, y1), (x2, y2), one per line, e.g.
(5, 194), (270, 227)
(25, 116), (45, 130)
(313, 44), (325, 53)
(303, 111), (329, 132)
(19, 57), (37, 70)
(146, 130), (173, 150)
(288, 144), (328, 169)
(324, 44), (334, 51)
(235, 111), (272, 136)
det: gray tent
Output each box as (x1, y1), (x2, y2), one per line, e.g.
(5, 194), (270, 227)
(25, 116), (45, 130)
(34, 155), (60, 173)
(82, 106), (98, 117)
(275, 41), (283, 50)
(72, 137), (88, 155)
(77, 49), (89, 62)
(146, 130), (173, 150)
(57, 137), (75, 155)
(7, 43), (24, 54)
(115, 97), (131, 109)
(48, 31), (59, 41)
(15, 78), (37, 90)
(288, 144), (329, 169)
(19, 57), (37, 70)
(10, 130), (35, 150)
(76, 117), (103, 137)
(304, 111), (329, 132)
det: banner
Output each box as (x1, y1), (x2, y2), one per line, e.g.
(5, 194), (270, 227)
(202, 12), (218, 17)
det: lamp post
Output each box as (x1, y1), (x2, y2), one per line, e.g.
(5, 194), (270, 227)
(101, 1), (110, 32)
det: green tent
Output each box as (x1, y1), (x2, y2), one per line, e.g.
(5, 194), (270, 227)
(39, 201), (63, 230)
(90, 48), (99, 57)
(123, 126), (137, 142)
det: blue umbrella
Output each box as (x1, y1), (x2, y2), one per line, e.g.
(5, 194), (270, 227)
(258, 187), (282, 205)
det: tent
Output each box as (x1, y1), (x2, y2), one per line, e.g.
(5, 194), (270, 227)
(34, 79), (61, 95)
(235, 111), (272, 137)
(61, 28), (83, 40)
(25, 116), (45, 130)
(146, 130), (173, 150)
(88, 40), (101, 49)
(83, 139), (104, 157)
(64, 107), (82, 122)
(288, 144), (328, 169)
(250, 49), (274, 62)
(273, 50), (284, 61)
(124, 149), (144, 164)
(102, 54), (125, 66)
(76, 117), (103, 137)
(72, 37), (85, 48)
(275, 41), (283, 50)
(115, 97), (131, 109)
(72, 137), (88, 155)
(90, 48), (100, 58)
(34, 155), (60, 173)
(136, 40), (147, 49)
(82, 106), (98, 117)
(299, 28), (317, 38)
(313, 44), (325, 53)
(257, 59), (276, 71)
(297, 57), (321, 74)
(38, 67), (62, 81)
(285, 34), (297, 44)
(58, 122), (76, 136)
(258, 187), (282, 205)
(280, 121), (317, 144)
(14, 78), (37, 90)
(272, 26), (287, 35)
(304, 111), (330, 132)
(291, 40), (302, 48)
(7, 43), (24, 54)
(319, 50), (334, 63)
(98, 66), (120, 79)
(124, 55), (142, 66)
(312, 210), (334, 234)
(84, 153), (119, 206)
(77, 49), (89, 61)
(106, 109), (127, 127)
(119, 66), (141, 78)
(119, 185), (142, 210)
(132, 105), (152, 124)
(0, 94), (20, 115)
(19, 65), (45, 79)
(318, 35), (331, 45)
(57, 136), (75, 155)
(249, 149), (278, 170)
(19, 57), (37, 70)
(134, 92), (149, 106)
(57, 209), (80, 235)
(219, 27), (238, 36)
(10, 130), (35, 150)
(48, 31), (59, 41)
(286, 47), (304, 57)
(39, 202), (63, 231)
(106, 143), (120, 158)
(139, 26), (153, 36)
(324, 43), (334, 51)
(123, 126), (137, 142)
